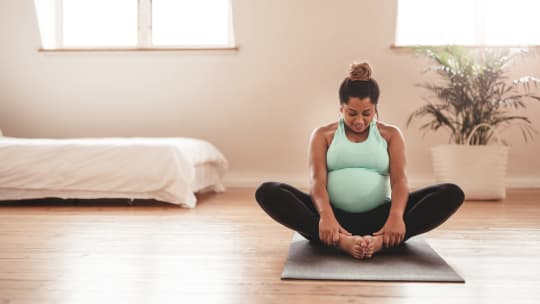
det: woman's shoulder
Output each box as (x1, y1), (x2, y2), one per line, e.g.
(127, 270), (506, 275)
(311, 120), (339, 146)
(375, 120), (403, 142)
(318, 120), (339, 133)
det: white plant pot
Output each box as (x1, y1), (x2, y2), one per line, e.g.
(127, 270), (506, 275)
(431, 144), (509, 200)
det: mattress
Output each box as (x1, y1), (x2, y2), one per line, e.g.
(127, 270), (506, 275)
(0, 136), (228, 208)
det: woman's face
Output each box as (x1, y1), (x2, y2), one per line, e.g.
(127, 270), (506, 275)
(340, 97), (376, 134)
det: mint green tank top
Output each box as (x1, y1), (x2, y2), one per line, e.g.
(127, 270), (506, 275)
(326, 117), (391, 212)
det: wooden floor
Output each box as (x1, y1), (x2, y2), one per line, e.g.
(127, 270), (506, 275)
(1, 188), (539, 304)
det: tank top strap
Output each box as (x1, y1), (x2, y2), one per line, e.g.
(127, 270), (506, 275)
(370, 118), (387, 146)
(369, 118), (377, 134)
(337, 117), (345, 135)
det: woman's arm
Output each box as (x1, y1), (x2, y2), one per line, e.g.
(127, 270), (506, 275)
(387, 126), (409, 218)
(308, 127), (351, 245)
(308, 128), (332, 216)
(373, 125), (409, 247)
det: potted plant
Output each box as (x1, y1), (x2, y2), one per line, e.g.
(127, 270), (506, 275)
(407, 45), (540, 200)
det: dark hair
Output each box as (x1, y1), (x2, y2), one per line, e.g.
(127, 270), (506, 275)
(338, 62), (380, 105)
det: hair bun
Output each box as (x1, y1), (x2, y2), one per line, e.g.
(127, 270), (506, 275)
(349, 62), (372, 81)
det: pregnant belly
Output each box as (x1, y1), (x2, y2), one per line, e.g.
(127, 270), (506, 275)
(327, 168), (391, 213)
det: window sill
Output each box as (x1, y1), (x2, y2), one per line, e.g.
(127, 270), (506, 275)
(390, 44), (540, 51)
(38, 46), (239, 53)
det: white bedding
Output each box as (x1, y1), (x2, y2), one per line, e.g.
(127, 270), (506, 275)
(0, 136), (228, 208)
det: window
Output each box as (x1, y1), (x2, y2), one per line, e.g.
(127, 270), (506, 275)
(395, 0), (540, 46)
(62, 0), (138, 47)
(33, 0), (235, 50)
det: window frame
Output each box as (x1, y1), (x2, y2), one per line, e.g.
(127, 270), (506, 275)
(38, 0), (238, 52)
(393, 0), (540, 49)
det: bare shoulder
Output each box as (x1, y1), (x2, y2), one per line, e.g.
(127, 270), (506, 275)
(311, 121), (339, 146)
(375, 120), (404, 143)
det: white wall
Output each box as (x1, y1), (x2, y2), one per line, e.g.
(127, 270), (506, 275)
(1, 0), (539, 189)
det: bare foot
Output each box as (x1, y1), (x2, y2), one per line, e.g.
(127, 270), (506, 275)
(337, 234), (369, 259)
(359, 235), (384, 258)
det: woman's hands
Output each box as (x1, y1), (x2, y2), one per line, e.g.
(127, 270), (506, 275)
(319, 214), (351, 246)
(373, 213), (406, 248)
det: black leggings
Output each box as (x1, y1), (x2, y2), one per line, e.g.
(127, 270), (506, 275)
(255, 182), (465, 245)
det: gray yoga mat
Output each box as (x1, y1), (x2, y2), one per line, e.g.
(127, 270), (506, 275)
(281, 232), (464, 282)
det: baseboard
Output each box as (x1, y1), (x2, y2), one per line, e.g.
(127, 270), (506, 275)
(505, 177), (540, 189)
(224, 175), (540, 189)
(407, 177), (540, 189)
(223, 174), (309, 190)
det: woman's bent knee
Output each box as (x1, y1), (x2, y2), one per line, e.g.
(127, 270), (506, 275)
(440, 183), (465, 206)
(254, 181), (281, 203)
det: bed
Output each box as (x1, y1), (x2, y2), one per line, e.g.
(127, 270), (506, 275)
(0, 134), (228, 208)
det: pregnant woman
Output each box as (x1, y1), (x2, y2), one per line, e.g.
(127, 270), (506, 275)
(255, 62), (465, 259)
